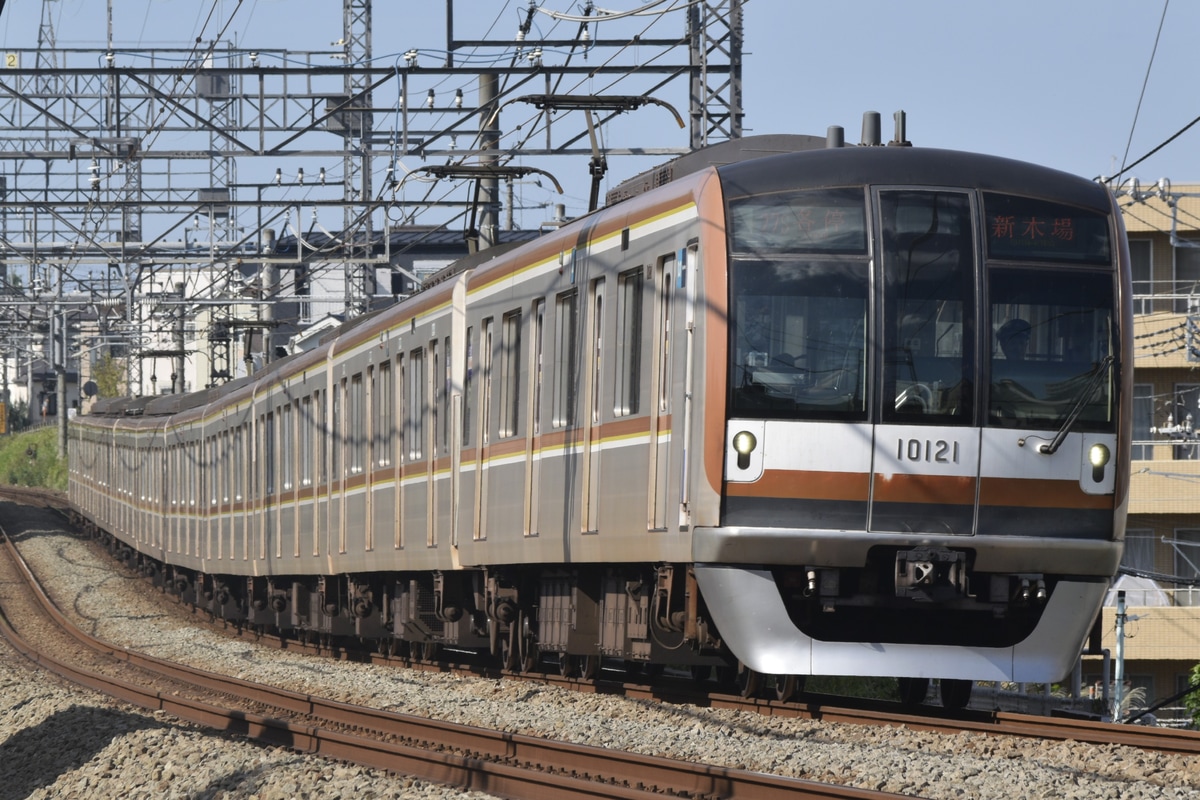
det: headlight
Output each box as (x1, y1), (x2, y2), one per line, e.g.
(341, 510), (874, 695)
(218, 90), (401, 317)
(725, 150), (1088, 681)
(733, 431), (757, 455)
(732, 430), (757, 470)
(1089, 443), (1111, 468)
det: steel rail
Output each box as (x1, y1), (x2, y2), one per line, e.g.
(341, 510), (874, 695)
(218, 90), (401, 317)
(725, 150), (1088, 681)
(0, 515), (907, 800)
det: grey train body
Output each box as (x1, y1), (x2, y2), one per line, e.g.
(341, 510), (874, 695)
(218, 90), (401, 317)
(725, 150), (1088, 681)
(70, 140), (1133, 685)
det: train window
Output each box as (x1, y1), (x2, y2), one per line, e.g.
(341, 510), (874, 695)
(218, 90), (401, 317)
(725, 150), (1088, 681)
(984, 193), (1111, 265)
(615, 268), (643, 416)
(590, 279), (604, 424)
(728, 186), (867, 255)
(233, 425), (244, 502)
(987, 267), (1115, 431)
(657, 257), (674, 413)
(332, 382), (343, 478)
(441, 336), (451, 452)
(264, 412), (275, 495)
(481, 321), (493, 444)
(500, 310), (522, 438)
(222, 430), (232, 502)
(209, 437), (218, 505)
(299, 396), (313, 486)
(316, 390), (327, 485)
(880, 190), (975, 425)
(463, 326), (474, 445)
(430, 342), (441, 455)
(395, 356), (405, 463)
(409, 349), (424, 459)
(281, 403), (294, 491)
(553, 291), (578, 427)
(375, 362), (392, 467)
(349, 374), (365, 474)
(729, 257), (868, 421)
(531, 301), (545, 435)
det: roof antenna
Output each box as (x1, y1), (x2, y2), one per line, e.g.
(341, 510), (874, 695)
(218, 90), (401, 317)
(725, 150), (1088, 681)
(861, 111), (881, 146)
(889, 110), (912, 147)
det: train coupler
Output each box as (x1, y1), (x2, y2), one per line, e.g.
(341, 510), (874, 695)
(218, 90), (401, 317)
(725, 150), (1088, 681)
(894, 547), (968, 602)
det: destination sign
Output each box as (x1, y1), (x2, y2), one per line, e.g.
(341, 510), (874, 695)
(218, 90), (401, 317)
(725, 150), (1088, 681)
(984, 193), (1111, 265)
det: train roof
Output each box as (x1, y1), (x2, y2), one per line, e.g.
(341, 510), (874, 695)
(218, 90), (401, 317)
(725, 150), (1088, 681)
(715, 146), (1111, 210)
(605, 134), (828, 205)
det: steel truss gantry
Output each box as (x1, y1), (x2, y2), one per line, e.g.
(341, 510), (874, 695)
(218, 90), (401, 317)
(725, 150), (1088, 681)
(0, 0), (743, 397)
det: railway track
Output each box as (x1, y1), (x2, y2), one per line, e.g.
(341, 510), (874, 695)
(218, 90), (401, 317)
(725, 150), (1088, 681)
(6, 487), (1200, 794)
(0, 506), (907, 800)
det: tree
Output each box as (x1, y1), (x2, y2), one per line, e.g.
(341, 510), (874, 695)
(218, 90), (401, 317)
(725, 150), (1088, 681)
(91, 353), (126, 398)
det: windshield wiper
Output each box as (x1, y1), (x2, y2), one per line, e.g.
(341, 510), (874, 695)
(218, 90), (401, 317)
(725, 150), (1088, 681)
(1035, 355), (1114, 455)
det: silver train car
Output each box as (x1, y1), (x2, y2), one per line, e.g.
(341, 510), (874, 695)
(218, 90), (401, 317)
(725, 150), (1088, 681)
(69, 139), (1131, 704)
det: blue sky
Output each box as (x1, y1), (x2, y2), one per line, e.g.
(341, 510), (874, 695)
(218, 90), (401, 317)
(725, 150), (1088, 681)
(1, 0), (1197, 220)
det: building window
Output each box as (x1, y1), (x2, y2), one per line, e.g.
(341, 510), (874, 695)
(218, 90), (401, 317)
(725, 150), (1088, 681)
(1174, 238), (1200, 313)
(1133, 383), (1153, 461)
(1172, 528), (1200, 606)
(1171, 383), (1200, 460)
(1129, 239), (1151, 314)
(1121, 528), (1155, 573)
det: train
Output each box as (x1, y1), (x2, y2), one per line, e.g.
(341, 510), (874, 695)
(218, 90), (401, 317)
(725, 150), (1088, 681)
(68, 130), (1132, 709)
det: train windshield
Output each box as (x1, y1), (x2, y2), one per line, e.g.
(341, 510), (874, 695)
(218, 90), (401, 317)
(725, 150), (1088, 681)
(727, 186), (1117, 430)
(728, 187), (870, 421)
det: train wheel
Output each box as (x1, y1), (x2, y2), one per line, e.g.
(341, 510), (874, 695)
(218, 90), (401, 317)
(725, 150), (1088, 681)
(517, 612), (538, 673)
(575, 654), (598, 680)
(773, 675), (804, 702)
(736, 665), (762, 699)
(897, 677), (930, 706)
(500, 626), (518, 671)
(558, 653), (575, 678)
(689, 665), (711, 683)
(940, 679), (973, 710)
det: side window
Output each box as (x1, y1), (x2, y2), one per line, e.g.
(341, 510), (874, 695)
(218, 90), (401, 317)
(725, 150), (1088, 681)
(349, 373), (365, 474)
(281, 403), (293, 491)
(299, 396), (313, 486)
(375, 362), (392, 467)
(500, 309), (522, 438)
(481, 320), (494, 444)
(532, 300), (545, 435)
(409, 348), (424, 459)
(332, 382), (343, 478)
(590, 278), (605, 423)
(316, 390), (327, 485)
(553, 291), (578, 427)
(263, 412), (275, 495)
(463, 326), (474, 446)
(615, 267), (643, 416)
(658, 257), (674, 413)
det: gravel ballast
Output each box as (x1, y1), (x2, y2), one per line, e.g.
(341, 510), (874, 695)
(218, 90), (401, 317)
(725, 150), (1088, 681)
(3, 504), (1200, 799)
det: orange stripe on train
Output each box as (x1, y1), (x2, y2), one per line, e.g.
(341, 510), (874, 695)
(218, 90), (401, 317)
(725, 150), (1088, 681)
(979, 477), (1113, 510)
(725, 470), (869, 502)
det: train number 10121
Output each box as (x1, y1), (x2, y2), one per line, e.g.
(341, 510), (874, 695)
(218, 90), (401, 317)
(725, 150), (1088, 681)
(897, 438), (960, 464)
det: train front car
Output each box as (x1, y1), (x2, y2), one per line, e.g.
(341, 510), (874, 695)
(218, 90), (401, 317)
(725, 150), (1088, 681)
(693, 147), (1131, 691)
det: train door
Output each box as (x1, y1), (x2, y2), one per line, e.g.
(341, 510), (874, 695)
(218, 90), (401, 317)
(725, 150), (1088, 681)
(869, 190), (979, 535)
